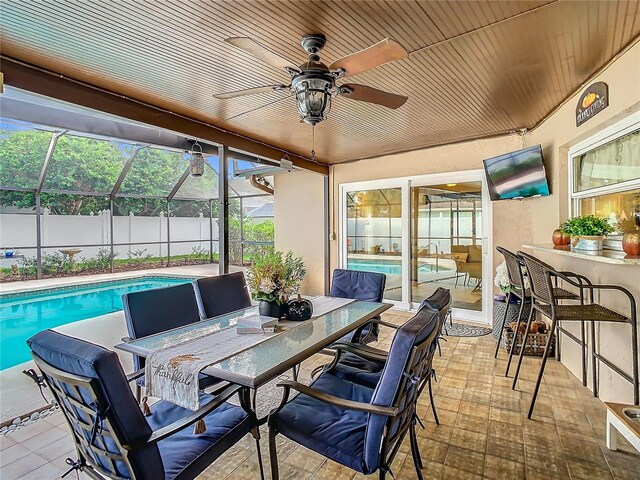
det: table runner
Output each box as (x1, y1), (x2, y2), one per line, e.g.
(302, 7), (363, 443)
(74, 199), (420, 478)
(145, 326), (278, 411)
(144, 295), (355, 411)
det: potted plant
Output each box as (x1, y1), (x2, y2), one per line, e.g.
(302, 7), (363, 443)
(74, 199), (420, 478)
(561, 215), (614, 251)
(246, 250), (306, 318)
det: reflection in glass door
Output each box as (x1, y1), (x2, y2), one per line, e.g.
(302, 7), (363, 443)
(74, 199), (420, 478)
(410, 182), (483, 311)
(346, 188), (403, 301)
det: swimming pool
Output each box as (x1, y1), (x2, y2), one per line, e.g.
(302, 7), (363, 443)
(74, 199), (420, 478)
(0, 276), (192, 370)
(347, 258), (449, 275)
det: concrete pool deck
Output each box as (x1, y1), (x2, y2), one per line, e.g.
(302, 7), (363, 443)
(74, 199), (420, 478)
(0, 263), (242, 423)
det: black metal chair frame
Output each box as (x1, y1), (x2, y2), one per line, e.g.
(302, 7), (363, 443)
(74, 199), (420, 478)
(31, 352), (264, 480)
(267, 318), (441, 480)
(313, 293), (451, 427)
(513, 251), (638, 419)
(495, 247), (586, 383)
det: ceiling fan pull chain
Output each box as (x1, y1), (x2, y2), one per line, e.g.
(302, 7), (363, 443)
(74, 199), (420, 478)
(311, 125), (316, 161)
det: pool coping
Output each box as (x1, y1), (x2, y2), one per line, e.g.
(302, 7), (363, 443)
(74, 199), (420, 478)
(0, 271), (201, 298)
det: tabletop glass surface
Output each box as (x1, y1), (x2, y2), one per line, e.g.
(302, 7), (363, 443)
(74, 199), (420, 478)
(124, 300), (386, 383)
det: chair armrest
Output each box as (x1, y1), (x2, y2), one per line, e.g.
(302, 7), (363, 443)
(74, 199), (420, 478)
(370, 318), (400, 329)
(555, 271), (592, 285)
(125, 368), (145, 383)
(552, 272), (636, 312)
(276, 380), (398, 416)
(126, 384), (243, 449)
(331, 341), (388, 363)
(121, 336), (133, 343)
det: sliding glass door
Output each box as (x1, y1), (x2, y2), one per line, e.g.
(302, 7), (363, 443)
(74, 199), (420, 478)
(341, 171), (491, 321)
(345, 187), (404, 301)
(410, 182), (483, 312)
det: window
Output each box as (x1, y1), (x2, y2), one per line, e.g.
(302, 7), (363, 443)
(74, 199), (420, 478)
(569, 113), (640, 241)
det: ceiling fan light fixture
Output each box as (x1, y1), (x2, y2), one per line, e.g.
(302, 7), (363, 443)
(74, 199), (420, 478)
(293, 76), (333, 126)
(190, 140), (205, 177)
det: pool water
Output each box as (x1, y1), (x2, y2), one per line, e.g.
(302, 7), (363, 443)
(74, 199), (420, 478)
(0, 276), (191, 370)
(347, 258), (448, 275)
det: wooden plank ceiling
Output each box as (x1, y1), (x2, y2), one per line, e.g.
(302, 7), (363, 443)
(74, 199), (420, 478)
(1, 1), (639, 165)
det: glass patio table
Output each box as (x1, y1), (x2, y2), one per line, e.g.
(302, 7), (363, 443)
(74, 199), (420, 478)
(115, 299), (391, 389)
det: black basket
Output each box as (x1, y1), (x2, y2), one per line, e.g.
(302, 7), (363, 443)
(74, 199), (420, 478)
(492, 299), (531, 339)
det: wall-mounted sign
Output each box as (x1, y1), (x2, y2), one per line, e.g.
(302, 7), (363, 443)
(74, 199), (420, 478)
(576, 82), (608, 127)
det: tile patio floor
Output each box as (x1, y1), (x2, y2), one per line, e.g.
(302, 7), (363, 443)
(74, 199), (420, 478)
(1, 311), (639, 479)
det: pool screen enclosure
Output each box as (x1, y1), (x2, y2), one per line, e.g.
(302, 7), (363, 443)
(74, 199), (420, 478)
(0, 89), (281, 279)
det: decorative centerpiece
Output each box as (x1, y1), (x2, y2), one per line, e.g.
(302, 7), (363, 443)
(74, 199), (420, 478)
(246, 250), (306, 319)
(561, 215), (614, 251)
(286, 295), (313, 321)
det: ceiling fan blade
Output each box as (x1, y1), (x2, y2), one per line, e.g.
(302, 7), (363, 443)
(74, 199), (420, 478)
(213, 84), (288, 99)
(225, 37), (299, 71)
(340, 84), (408, 109)
(329, 38), (408, 77)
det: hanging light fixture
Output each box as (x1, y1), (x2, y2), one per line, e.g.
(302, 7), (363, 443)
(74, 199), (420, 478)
(190, 140), (205, 177)
(291, 35), (337, 126)
(293, 76), (333, 126)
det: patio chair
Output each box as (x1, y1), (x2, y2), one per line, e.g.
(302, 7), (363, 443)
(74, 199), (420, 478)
(268, 306), (440, 480)
(193, 272), (252, 320)
(494, 247), (581, 378)
(513, 251), (638, 418)
(330, 268), (386, 344)
(322, 288), (451, 425)
(27, 330), (262, 480)
(122, 283), (222, 396)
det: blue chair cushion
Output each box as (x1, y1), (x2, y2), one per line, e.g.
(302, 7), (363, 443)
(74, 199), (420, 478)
(418, 287), (450, 314)
(274, 373), (376, 474)
(330, 269), (386, 303)
(123, 283), (221, 390)
(27, 330), (163, 479)
(364, 307), (439, 469)
(331, 269), (386, 343)
(148, 395), (252, 480)
(193, 272), (252, 320)
(330, 352), (383, 389)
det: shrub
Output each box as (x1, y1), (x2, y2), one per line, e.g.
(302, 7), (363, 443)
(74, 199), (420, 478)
(190, 246), (209, 262)
(561, 215), (614, 237)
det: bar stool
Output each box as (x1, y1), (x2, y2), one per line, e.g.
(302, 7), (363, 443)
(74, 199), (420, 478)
(494, 247), (580, 378)
(514, 251), (638, 419)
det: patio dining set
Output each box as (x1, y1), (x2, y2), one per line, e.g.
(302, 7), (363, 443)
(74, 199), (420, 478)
(23, 249), (639, 480)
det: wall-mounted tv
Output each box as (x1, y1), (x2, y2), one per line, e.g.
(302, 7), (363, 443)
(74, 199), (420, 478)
(483, 145), (550, 201)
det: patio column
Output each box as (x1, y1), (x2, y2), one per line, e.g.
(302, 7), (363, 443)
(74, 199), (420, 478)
(218, 145), (229, 274)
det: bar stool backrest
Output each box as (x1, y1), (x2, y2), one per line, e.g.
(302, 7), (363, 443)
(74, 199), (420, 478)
(497, 246), (526, 292)
(518, 251), (555, 305)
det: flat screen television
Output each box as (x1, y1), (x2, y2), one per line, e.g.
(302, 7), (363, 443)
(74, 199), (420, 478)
(483, 145), (550, 201)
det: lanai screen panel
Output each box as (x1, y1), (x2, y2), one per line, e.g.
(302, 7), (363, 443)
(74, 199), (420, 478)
(43, 135), (136, 193)
(174, 155), (219, 200)
(118, 147), (189, 197)
(0, 118), (53, 190)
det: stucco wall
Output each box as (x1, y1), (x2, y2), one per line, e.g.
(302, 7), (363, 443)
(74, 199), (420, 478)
(274, 170), (326, 295)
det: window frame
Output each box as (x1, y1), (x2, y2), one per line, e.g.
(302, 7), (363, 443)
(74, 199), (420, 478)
(568, 112), (640, 214)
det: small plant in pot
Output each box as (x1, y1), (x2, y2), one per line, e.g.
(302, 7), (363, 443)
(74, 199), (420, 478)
(246, 250), (306, 318)
(561, 215), (614, 251)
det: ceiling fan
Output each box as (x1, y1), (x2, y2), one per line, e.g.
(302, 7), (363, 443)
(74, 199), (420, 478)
(214, 34), (409, 127)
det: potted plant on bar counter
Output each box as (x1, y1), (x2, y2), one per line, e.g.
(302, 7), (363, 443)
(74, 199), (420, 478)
(561, 215), (614, 251)
(246, 250), (306, 318)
